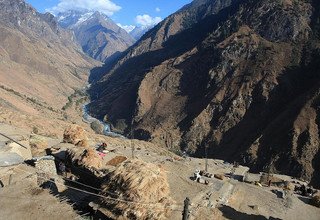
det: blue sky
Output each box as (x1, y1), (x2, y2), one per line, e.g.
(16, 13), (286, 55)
(26, 0), (191, 29)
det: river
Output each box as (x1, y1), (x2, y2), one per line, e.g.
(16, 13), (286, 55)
(82, 103), (125, 138)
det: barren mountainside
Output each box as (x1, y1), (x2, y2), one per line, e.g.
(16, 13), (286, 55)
(88, 0), (320, 187)
(0, 0), (98, 135)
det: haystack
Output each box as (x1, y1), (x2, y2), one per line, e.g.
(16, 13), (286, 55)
(100, 159), (174, 220)
(66, 147), (103, 170)
(284, 181), (295, 191)
(29, 135), (48, 156)
(63, 125), (88, 147)
(30, 135), (48, 149)
(311, 192), (320, 208)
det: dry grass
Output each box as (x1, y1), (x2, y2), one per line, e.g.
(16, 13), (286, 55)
(29, 134), (48, 156)
(311, 192), (320, 208)
(29, 135), (48, 149)
(63, 124), (88, 147)
(67, 147), (103, 170)
(100, 159), (174, 220)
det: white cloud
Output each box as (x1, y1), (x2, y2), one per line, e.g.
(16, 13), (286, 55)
(135, 14), (162, 27)
(155, 7), (161, 12)
(117, 23), (136, 33)
(47, 0), (121, 16)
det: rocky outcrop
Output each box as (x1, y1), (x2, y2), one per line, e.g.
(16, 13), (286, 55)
(89, 0), (320, 187)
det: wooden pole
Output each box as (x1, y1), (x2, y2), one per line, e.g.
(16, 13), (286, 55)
(8, 174), (13, 185)
(182, 197), (190, 220)
(131, 121), (134, 159)
(205, 146), (208, 172)
(0, 132), (27, 149)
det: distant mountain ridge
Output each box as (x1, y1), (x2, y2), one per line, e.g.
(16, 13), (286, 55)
(57, 10), (135, 62)
(129, 26), (153, 41)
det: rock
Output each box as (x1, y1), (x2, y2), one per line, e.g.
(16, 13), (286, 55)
(35, 158), (57, 187)
(90, 120), (104, 135)
(201, 170), (213, 178)
(198, 178), (205, 184)
(0, 152), (24, 167)
(214, 174), (224, 180)
(249, 205), (259, 211)
(35, 159), (57, 176)
(174, 156), (183, 161)
(245, 173), (261, 184)
(166, 158), (174, 162)
(63, 125), (88, 147)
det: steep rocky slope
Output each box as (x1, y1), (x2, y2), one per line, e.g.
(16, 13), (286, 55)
(0, 0), (99, 135)
(57, 10), (135, 62)
(89, 0), (320, 187)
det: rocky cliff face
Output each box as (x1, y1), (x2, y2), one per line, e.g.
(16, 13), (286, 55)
(89, 0), (320, 187)
(0, 0), (98, 135)
(57, 10), (135, 62)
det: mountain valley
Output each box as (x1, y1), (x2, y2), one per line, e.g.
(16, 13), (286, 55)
(0, 0), (319, 219)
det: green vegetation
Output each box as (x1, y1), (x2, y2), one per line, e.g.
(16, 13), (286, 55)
(62, 88), (88, 110)
(0, 84), (59, 112)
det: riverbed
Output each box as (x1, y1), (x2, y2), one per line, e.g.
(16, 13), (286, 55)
(82, 103), (125, 138)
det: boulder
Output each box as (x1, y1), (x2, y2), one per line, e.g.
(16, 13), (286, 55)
(245, 173), (261, 184)
(90, 120), (104, 134)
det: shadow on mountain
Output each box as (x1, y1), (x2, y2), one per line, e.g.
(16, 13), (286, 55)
(86, 1), (245, 124)
(218, 205), (281, 220)
(88, 51), (122, 83)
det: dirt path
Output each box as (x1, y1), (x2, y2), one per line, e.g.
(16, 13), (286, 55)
(0, 165), (79, 220)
